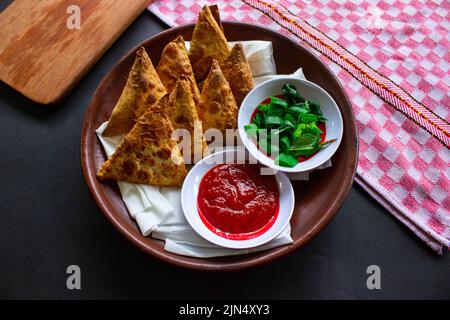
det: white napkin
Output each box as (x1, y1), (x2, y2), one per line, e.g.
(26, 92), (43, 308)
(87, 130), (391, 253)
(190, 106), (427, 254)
(95, 40), (331, 258)
(184, 41), (276, 77)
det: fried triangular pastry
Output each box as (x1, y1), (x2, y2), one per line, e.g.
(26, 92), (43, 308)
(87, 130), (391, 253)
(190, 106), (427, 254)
(156, 35), (200, 105)
(166, 76), (207, 163)
(221, 43), (254, 107)
(197, 60), (238, 134)
(189, 5), (230, 82)
(208, 5), (224, 33)
(97, 95), (187, 187)
(103, 47), (167, 137)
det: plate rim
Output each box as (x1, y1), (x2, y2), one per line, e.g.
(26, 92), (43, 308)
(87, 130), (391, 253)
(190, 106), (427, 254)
(80, 21), (359, 272)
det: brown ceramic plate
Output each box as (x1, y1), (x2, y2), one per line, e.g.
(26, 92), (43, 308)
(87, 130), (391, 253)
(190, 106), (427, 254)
(81, 22), (358, 271)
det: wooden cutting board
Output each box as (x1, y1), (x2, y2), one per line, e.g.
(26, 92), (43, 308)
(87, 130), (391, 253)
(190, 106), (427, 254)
(0, 0), (151, 104)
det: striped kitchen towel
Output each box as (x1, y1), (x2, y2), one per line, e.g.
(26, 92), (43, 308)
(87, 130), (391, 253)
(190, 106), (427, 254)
(148, 0), (450, 253)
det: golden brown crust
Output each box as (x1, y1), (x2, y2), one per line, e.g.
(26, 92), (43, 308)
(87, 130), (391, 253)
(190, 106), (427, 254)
(197, 79), (205, 92)
(103, 47), (167, 137)
(208, 5), (224, 33)
(220, 43), (254, 107)
(156, 35), (201, 105)
(166, 76), (207, 162)
(97, 95), (187, 187)
(197, 60), (238, 134)
(189, 6), (230, 82)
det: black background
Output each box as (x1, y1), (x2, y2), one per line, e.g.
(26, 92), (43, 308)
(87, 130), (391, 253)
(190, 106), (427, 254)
(0, 1), (448, 299)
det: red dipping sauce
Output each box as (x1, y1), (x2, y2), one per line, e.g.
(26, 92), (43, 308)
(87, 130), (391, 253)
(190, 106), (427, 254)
(197, 163), (279, 240)
(250, 95), (327, 162)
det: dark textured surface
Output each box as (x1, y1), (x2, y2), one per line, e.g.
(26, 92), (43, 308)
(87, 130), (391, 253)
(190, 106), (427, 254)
(0, 2), (448, 299)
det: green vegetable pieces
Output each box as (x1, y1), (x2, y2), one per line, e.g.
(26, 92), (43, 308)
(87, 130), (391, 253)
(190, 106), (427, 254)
(244, 84), (336, 167)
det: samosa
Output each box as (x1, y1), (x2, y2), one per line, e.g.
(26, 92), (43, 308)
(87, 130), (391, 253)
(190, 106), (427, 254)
(156, 35), (200, 105)
(103, 47), (166, 137)
(197, 60), (238, 134)
(208, 4), (224, 32)
(166, 76), (207, 163)
(189, 5), (229, 82)
(221, 43), (254, 107)
(97, 95), (187, 187)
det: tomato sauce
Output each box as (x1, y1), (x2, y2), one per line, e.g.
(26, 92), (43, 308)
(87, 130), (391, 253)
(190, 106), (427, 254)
(197, 163), (279, 240)
(250, 95), (327, 162)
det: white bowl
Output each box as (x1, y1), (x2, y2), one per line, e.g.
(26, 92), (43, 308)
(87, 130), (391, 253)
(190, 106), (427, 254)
(238, 77), (343, 173)
(181, 148), (295, 249)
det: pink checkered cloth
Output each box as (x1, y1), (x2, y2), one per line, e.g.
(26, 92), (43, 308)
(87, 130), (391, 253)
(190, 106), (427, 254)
(148, 0), (450, 253)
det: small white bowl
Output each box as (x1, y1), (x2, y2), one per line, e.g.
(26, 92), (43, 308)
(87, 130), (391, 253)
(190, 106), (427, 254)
(238, 77), (343, 173)
(181, 148), (295, 249)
